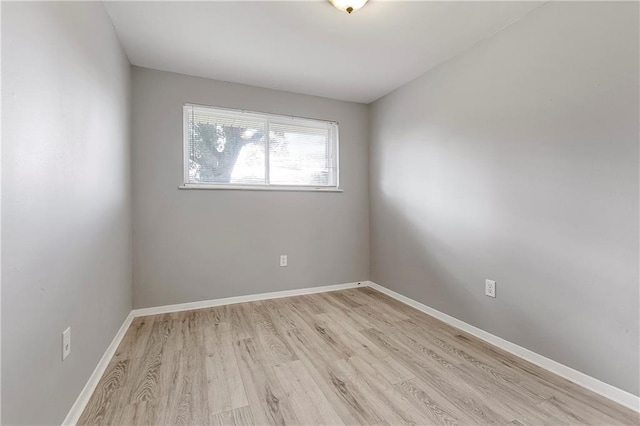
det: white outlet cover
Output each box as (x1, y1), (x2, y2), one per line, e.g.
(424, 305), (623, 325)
(280, 255), (287, 267)
(485, 279), (496, 298)
(62, 327), (71, 360)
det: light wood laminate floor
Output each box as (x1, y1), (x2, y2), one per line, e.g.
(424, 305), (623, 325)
(79, 287), (638, 425)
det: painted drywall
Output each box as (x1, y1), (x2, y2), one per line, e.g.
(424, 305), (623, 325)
(131, 67), (369, 308)
(2, 2), (132, 424)
(370, 1), (639, 396)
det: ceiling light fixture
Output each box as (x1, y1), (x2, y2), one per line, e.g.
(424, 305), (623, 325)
(329, 0), (369, 14)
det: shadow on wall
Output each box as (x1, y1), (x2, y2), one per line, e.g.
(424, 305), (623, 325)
(369, 170), (626, 390)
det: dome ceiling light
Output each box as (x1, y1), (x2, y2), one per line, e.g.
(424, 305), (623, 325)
(329, 0), (369, 14)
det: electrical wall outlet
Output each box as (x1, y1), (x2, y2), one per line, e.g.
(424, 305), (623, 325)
(485, 279), (496, 298)
(62, 327), (71, 360)
(280, 255), (288, 267)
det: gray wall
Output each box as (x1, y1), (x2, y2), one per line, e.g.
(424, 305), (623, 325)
(369, 1), (639, 396)
(132, 67), (369, 308)
(2, 2), (132, 424)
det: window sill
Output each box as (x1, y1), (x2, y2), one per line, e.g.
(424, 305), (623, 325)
(179, 184), (343, 192)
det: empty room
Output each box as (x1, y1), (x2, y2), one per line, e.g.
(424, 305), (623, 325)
(2, 0), (639, 425)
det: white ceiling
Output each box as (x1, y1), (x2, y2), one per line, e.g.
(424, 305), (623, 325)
(104, 1), (542, 103)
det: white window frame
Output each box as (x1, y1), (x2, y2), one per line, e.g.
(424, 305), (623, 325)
(180, 103), (341, 192)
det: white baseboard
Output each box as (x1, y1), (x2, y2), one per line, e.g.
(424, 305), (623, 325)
(61, 281), (365, 424)
(62, 311), (135, 426)
(130, 281), (365, 318)
(365, 280), (640, 413)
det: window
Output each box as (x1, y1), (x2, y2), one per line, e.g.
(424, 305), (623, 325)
(182, 104), (340, 191)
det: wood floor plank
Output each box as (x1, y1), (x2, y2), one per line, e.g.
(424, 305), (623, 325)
(535, 395), (639, 426)
(392, 317), (567, 417)
(451, 333), (639, 424)
(111, 396), (165, 426)
(324, 290), (364, 309)
(293, 310), (357, 360)
(278, 311), (385, 425)
(261, 298), (302, 331)
(169, 310), (204, 351)
(210, 406), (255, 426)
(384, 321), (559, 424)
(204, 316), (248, 414)
(227, 303), (256, 342)
(233, 338), (300, 426)
(296, 294), (328, 315)
(315, 312), (415, 384)
(362, 326), (512, 424)
(313, 292), (371, 331)
(394, 378), (470, 426)
(273, 360), (345, 426)
(127, 315), (172, 404)
(79, 288), (637, 425)
(344, 288), (412, 323)
(249, 302), (298, 366)
(396, 318), (559, 399)
(395, 313), (638, 424)
(159, 348), (209, 425)
(77, 359), (131, 425)
(332, 356), (426, 425)
(112, 316), (155, 362)
(523, 396), (591, 425)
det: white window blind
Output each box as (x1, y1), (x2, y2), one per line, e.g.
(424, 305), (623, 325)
(183, 104), (339, 190)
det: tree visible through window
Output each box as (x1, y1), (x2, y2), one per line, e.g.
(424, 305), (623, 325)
(184, 105), (339, 189)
